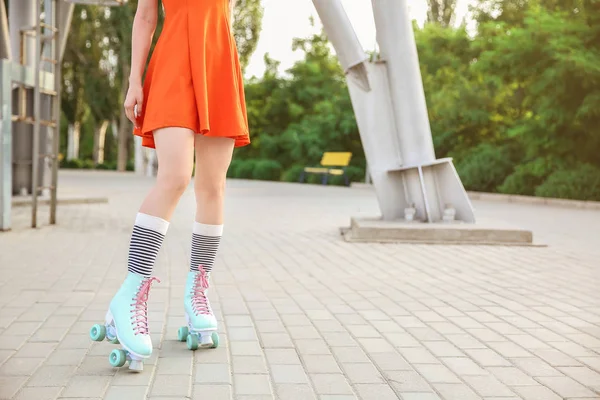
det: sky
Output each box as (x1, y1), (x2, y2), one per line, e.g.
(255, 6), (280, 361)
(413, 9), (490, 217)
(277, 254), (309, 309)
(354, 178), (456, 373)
(245, 0), (471, 78)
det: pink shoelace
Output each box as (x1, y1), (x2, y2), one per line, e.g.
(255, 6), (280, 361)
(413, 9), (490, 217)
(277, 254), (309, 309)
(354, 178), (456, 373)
(131, 277), (160, 335)
(191, 266), (211, 316)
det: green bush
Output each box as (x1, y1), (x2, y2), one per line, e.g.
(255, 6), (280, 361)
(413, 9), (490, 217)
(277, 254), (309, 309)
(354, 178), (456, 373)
(227, 159), (242, 178)
(455, 144), (514, 192)
(252, 160), (282, 181)
(126, 160), (135, 172)
(282, 165), (306, 182)
(95, 161), (117, 170)
(234, 159), (258, 179)
(535, 164), (600, 201)
(82, 159), (95, 169)
(498, 157), (564, 196)
(60, 159), (83, 169)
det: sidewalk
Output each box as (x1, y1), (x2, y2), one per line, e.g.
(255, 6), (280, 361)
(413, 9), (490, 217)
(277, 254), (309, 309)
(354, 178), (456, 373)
(1, 170), (599, 400)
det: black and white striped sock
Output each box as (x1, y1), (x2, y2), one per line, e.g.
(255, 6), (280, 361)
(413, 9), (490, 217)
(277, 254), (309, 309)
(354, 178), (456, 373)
(127, 213), (170, 277)
(190, 222), (223, 273)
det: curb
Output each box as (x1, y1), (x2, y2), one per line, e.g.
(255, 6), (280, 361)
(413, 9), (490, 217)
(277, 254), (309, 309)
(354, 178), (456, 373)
(12, 196), (109, 208)
(349, 183), (600, 210)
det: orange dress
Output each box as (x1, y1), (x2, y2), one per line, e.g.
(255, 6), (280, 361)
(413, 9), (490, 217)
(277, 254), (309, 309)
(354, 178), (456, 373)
(133, 0), (250, 148)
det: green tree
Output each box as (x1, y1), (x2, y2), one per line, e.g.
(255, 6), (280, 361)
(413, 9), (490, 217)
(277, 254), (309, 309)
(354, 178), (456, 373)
(427, 0), (458, 26)
(233, 0), (264, 71)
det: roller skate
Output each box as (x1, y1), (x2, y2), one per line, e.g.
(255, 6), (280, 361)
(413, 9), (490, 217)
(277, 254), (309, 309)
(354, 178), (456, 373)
(89, 273), (160, 372)
(177, 266), (219, 350)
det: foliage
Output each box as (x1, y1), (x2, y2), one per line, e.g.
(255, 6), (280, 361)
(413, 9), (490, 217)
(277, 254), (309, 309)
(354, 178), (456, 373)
(535, 164), (600, 200)
(234, 159), (258, 179)
(58, 0), (600, 200)
(455, 144), (515, 192)
(252, 160), (283, 181)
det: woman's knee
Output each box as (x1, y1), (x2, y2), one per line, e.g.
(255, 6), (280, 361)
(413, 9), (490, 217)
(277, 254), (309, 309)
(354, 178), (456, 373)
(194, 175), (226, 199)
(157, 172), (192, 195)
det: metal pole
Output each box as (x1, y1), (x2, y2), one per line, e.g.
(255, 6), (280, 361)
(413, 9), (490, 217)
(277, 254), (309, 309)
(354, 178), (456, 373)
(50, 0), (60, 224)
(31, 0), (42, 228)
(0, 0), (11, 60)
(9, 0), (36, 66)
(371, 0), (436, 165)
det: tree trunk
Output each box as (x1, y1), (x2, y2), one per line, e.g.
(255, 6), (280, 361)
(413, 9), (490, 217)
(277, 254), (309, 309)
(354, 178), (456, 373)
(67, 122), (80, 160)
(117, 63), (131, 172)
(93, 120), (109, 165)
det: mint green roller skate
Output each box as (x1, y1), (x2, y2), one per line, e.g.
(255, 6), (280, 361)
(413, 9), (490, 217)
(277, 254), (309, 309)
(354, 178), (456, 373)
(90, 273), (160, 371)
(177, 266), (219, 350)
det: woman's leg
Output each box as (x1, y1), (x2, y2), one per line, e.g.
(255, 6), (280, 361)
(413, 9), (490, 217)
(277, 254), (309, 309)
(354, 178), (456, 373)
(181, 136), (234, 348)
(126, 127), (195, 277)
(189, 135), (235, 273)
(102, 128), (194, 363)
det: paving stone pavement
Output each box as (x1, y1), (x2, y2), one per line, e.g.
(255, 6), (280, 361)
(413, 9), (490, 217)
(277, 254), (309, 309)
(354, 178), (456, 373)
(1, 170), (600, 400)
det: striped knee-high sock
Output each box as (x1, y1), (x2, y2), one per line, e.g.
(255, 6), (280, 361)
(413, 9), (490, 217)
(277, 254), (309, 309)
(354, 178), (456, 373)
(127, 213), (169, 277)
(190, 222), (223, 273)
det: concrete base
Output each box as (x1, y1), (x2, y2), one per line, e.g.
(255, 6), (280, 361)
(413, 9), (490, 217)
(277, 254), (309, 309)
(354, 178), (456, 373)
(342, 216), (541, 246)
(11, 195), (108, 208)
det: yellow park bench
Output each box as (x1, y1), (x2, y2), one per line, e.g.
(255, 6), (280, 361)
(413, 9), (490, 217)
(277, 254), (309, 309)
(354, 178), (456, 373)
(299, 152), (353, 186)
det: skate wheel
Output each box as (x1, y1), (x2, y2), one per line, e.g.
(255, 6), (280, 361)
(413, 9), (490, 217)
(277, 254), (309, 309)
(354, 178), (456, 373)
(107, 336), (120, 345)
(90, 324), (106, 342)
(177, 326), (189, 342)
(186, 334), (199, 350)
(109, 349), (127, 368)
(211, 332), (219, 348)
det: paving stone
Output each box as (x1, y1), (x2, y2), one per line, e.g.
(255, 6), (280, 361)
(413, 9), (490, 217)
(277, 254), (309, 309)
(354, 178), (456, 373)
(384, 370), (433, 392)
(487, 366), (539, 386)
(462, 374), (517, 397)
(414, 363), (461, 384)
(228, 327), (259, 341)
(510, 357), (561, 377)
(512, 385), (563, 400)
(302, 355), (342, 373)
(27, 365), (77, 387)
(13, 386), (62, 400)
(559, 366), (600, 389)
(275, 383), (316, 400)
(422, 341), (464, 357)
(265, 349), (301, 365)
(192, 384), (232, 400)
(150, 374), (192, 397)
(157, 357), (193, 375)
(195, 363), (231, 384)
(399, 393), (441, 400)
(310, 374), (354, 395)
(330, 347), (370, 364)
(0, 357), (44, 376)
(353, 384), (398, 400)
(465, 349), (511, 366)
(341, 363), (385, 384)
(230, 341), (263, 356)
(104, 386), (149, 400)
(370, 352), (412, 371)
(225, 316), (254, 327)
(232, 355), (268, 374)
(536, 376), (597, 398)
(397, 347), (439, 364)
(260, 333), (294, 348)
(61, 375), (111, 398)
(295, 339), (331, 355)
(441, 357), (488, 376)
(234, 374), (272, 395)
(112, 367), (155, 386)
(0, 376), (28, 399)
(433, 383), (481, 400)
(271, 364), (308, 383)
